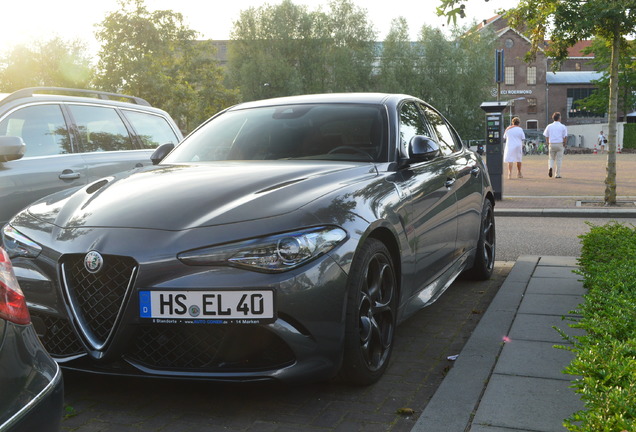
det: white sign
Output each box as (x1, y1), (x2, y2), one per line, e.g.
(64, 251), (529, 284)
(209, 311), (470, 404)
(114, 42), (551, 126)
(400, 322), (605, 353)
(501, 89), (533, 95)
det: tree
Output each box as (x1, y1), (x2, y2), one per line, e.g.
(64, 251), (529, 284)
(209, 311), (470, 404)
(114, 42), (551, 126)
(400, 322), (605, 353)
(409, 24), (495, 139)
(376, 18), (418, 94)
(228, 0), (376, 100)
(0, 38), (92, 91)
(578, 38), (636, 121)
(229, 1), (315, 99)
(325, 0), (377, 92)
(438, 0), (636, 205)
(94, 0), (238, 132)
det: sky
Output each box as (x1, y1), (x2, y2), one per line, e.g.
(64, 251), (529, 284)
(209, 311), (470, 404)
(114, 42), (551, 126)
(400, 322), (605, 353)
(2, 0), (516, 55)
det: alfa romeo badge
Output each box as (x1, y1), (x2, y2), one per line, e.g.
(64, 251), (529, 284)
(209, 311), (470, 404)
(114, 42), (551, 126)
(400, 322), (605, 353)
(84, 251), (104, 274)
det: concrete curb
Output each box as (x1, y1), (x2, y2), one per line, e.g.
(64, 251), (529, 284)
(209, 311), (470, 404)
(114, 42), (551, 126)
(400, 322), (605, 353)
(495, 208), (636, 218)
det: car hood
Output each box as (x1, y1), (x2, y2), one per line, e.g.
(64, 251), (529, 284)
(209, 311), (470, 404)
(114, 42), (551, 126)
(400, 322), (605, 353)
(27, 162), (378, 230)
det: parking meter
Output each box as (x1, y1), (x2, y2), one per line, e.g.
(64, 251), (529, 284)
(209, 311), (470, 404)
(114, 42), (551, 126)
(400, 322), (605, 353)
(480, 102), (507, 200)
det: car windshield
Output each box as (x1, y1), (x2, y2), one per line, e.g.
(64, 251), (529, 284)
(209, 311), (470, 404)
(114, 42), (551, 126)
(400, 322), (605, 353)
(163, 103), (387, 163)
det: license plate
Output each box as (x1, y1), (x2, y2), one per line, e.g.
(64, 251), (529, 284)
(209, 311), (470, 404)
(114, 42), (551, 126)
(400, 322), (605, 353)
(139, 290), (275, 324)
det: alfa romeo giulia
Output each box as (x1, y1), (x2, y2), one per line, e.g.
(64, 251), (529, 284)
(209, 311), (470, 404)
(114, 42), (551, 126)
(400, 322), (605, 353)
(2, 93), (495, 385)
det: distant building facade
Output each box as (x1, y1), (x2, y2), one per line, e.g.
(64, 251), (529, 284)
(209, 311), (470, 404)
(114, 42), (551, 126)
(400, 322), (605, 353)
(481, 15), (610, 131)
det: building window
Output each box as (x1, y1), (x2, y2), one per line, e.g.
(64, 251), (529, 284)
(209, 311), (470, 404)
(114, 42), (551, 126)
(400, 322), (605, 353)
(527, 97), (537, 114)
(567, 88), (603, 118)
(505, 66), (515, 85)
(526, 120), (538, 130)
(527, 66), (537, 85)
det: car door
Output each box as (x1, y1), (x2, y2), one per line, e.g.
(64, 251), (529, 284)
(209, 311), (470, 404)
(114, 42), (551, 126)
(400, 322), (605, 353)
(66, 104), (156, 182)
(419, 103), (483, 259)
(396, 101), (458, 297)
(0, 104), (88, 226)
(120, 108), (182, 150)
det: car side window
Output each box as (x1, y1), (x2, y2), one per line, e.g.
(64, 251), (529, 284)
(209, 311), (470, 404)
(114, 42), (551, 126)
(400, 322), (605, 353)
(68, 105), (134, 152)
(0, 104), (71, 157)
(419, 104), (460, 155)
(121, 110), (180, 149)
(399, 102), (435, 155)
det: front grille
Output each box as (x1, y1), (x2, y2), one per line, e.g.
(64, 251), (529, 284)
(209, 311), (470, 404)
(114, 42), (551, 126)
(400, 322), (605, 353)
(61, 254), (137, 347)
(30, 311), (85, 357)
(127, 325), (295, 372)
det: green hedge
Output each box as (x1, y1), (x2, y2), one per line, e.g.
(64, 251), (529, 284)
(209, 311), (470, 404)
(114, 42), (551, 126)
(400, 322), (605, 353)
(623, 124), (636, 150)
(563, 222), (636, 431)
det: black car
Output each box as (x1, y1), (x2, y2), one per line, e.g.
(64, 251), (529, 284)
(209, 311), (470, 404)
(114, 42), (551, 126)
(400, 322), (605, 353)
(0, 246), (64, 432)
(0, 87), (183, 227)
(3, 93), (495, 385)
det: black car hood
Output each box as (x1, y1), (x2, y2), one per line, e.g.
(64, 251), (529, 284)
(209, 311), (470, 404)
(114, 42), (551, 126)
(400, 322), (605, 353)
(27, 162), (378, 230)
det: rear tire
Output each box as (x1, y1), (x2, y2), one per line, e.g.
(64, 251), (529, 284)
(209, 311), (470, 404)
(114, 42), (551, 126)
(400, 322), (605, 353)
(339, 239), (397, 385)
(464, 199), (496, 281)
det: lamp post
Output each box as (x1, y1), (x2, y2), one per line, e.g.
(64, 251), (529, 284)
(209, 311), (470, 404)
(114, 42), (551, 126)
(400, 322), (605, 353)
(508, 97), (526, 125)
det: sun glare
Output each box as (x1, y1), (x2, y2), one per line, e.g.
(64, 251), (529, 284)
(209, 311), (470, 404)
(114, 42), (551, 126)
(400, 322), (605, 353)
(2, 3), (56, 53)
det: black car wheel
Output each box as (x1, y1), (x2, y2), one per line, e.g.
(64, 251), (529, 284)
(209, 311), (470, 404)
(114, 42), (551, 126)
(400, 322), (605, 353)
(340, 239), (397, 385)
(465, 199), (496, 280)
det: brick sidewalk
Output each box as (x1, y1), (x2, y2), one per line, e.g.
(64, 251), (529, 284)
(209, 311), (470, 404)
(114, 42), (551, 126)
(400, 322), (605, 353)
(487, 153), (636, 208)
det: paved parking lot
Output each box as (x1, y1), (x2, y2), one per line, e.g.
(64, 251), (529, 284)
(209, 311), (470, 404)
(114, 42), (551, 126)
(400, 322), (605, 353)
(61, 262), (513, 432)
(500, 152), (636, 199)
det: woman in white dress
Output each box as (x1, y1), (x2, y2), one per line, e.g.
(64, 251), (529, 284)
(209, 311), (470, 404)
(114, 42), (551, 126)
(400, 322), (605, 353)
(503, 117), (526, 179)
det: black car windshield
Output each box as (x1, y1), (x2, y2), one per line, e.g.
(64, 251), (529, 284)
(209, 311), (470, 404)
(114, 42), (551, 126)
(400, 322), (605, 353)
(163, 103), (387, 163)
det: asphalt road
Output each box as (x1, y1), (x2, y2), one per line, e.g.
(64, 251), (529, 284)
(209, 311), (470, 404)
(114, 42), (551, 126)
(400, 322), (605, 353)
(496, 216), (636, 261)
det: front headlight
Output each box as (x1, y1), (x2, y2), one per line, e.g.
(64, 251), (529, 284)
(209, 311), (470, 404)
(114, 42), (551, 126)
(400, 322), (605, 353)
(178, 226), (347, 273)
(1, 225), (42, 259)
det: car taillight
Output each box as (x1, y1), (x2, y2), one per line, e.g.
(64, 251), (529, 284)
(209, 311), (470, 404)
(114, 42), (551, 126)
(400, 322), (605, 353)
(0, 247), (30, 325)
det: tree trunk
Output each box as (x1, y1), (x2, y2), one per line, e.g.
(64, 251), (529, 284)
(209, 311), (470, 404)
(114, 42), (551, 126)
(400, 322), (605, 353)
(604, 28), (620, 205)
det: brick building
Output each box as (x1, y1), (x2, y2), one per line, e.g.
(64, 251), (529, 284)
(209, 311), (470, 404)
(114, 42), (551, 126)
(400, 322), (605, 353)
(481, 15), (608, 131)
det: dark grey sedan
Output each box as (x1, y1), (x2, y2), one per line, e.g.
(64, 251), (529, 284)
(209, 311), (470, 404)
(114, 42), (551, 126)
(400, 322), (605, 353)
(2, 93), (495, 385)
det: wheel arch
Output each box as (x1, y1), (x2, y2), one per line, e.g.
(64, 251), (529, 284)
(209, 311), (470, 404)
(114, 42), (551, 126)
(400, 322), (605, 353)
(485, 191), (495, 209)
(366, 226), (402, 300)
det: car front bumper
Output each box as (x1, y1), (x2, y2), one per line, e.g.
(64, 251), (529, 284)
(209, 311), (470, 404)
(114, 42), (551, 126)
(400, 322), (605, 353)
(13, 224), (356, 384)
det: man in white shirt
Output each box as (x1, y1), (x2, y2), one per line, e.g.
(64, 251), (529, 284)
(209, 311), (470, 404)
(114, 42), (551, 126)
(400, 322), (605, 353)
(543, 112), (568, 178)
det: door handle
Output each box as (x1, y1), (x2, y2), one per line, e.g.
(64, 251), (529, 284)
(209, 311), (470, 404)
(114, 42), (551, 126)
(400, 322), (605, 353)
(445, 178), (456, 188)
(470, 167), (481, 177)
(59, 169), (81, 180)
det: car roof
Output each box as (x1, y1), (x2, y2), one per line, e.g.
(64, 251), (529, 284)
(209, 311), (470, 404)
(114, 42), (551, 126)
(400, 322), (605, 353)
(1, 87), (151, 106)
(0, 87), (175, 117)
(229, 93), (415, 111)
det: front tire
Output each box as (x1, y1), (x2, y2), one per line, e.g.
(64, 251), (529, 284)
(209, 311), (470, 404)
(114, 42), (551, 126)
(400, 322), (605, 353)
(339, 239), (397, 385)
(464, 199), (496, 280)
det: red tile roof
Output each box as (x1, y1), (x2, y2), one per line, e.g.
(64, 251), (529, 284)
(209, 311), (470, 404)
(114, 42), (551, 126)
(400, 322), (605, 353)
(566, 40), (594, 57)
(543, 39), (594, 57)
(476, 14), (501, 30)
(477, 15), (594, 58)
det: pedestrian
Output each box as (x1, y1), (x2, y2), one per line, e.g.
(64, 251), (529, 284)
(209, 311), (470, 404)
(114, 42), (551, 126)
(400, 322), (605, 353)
(503, 117), (525, 179)
(597, 130), (607, 152)
(543, 112), (568, 178)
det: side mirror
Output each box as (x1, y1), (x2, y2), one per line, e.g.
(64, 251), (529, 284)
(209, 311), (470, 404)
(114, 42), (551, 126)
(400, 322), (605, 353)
(150, 143), (175, 165)
(0, 136), (26, 162)
(409, 135), (440, 161)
